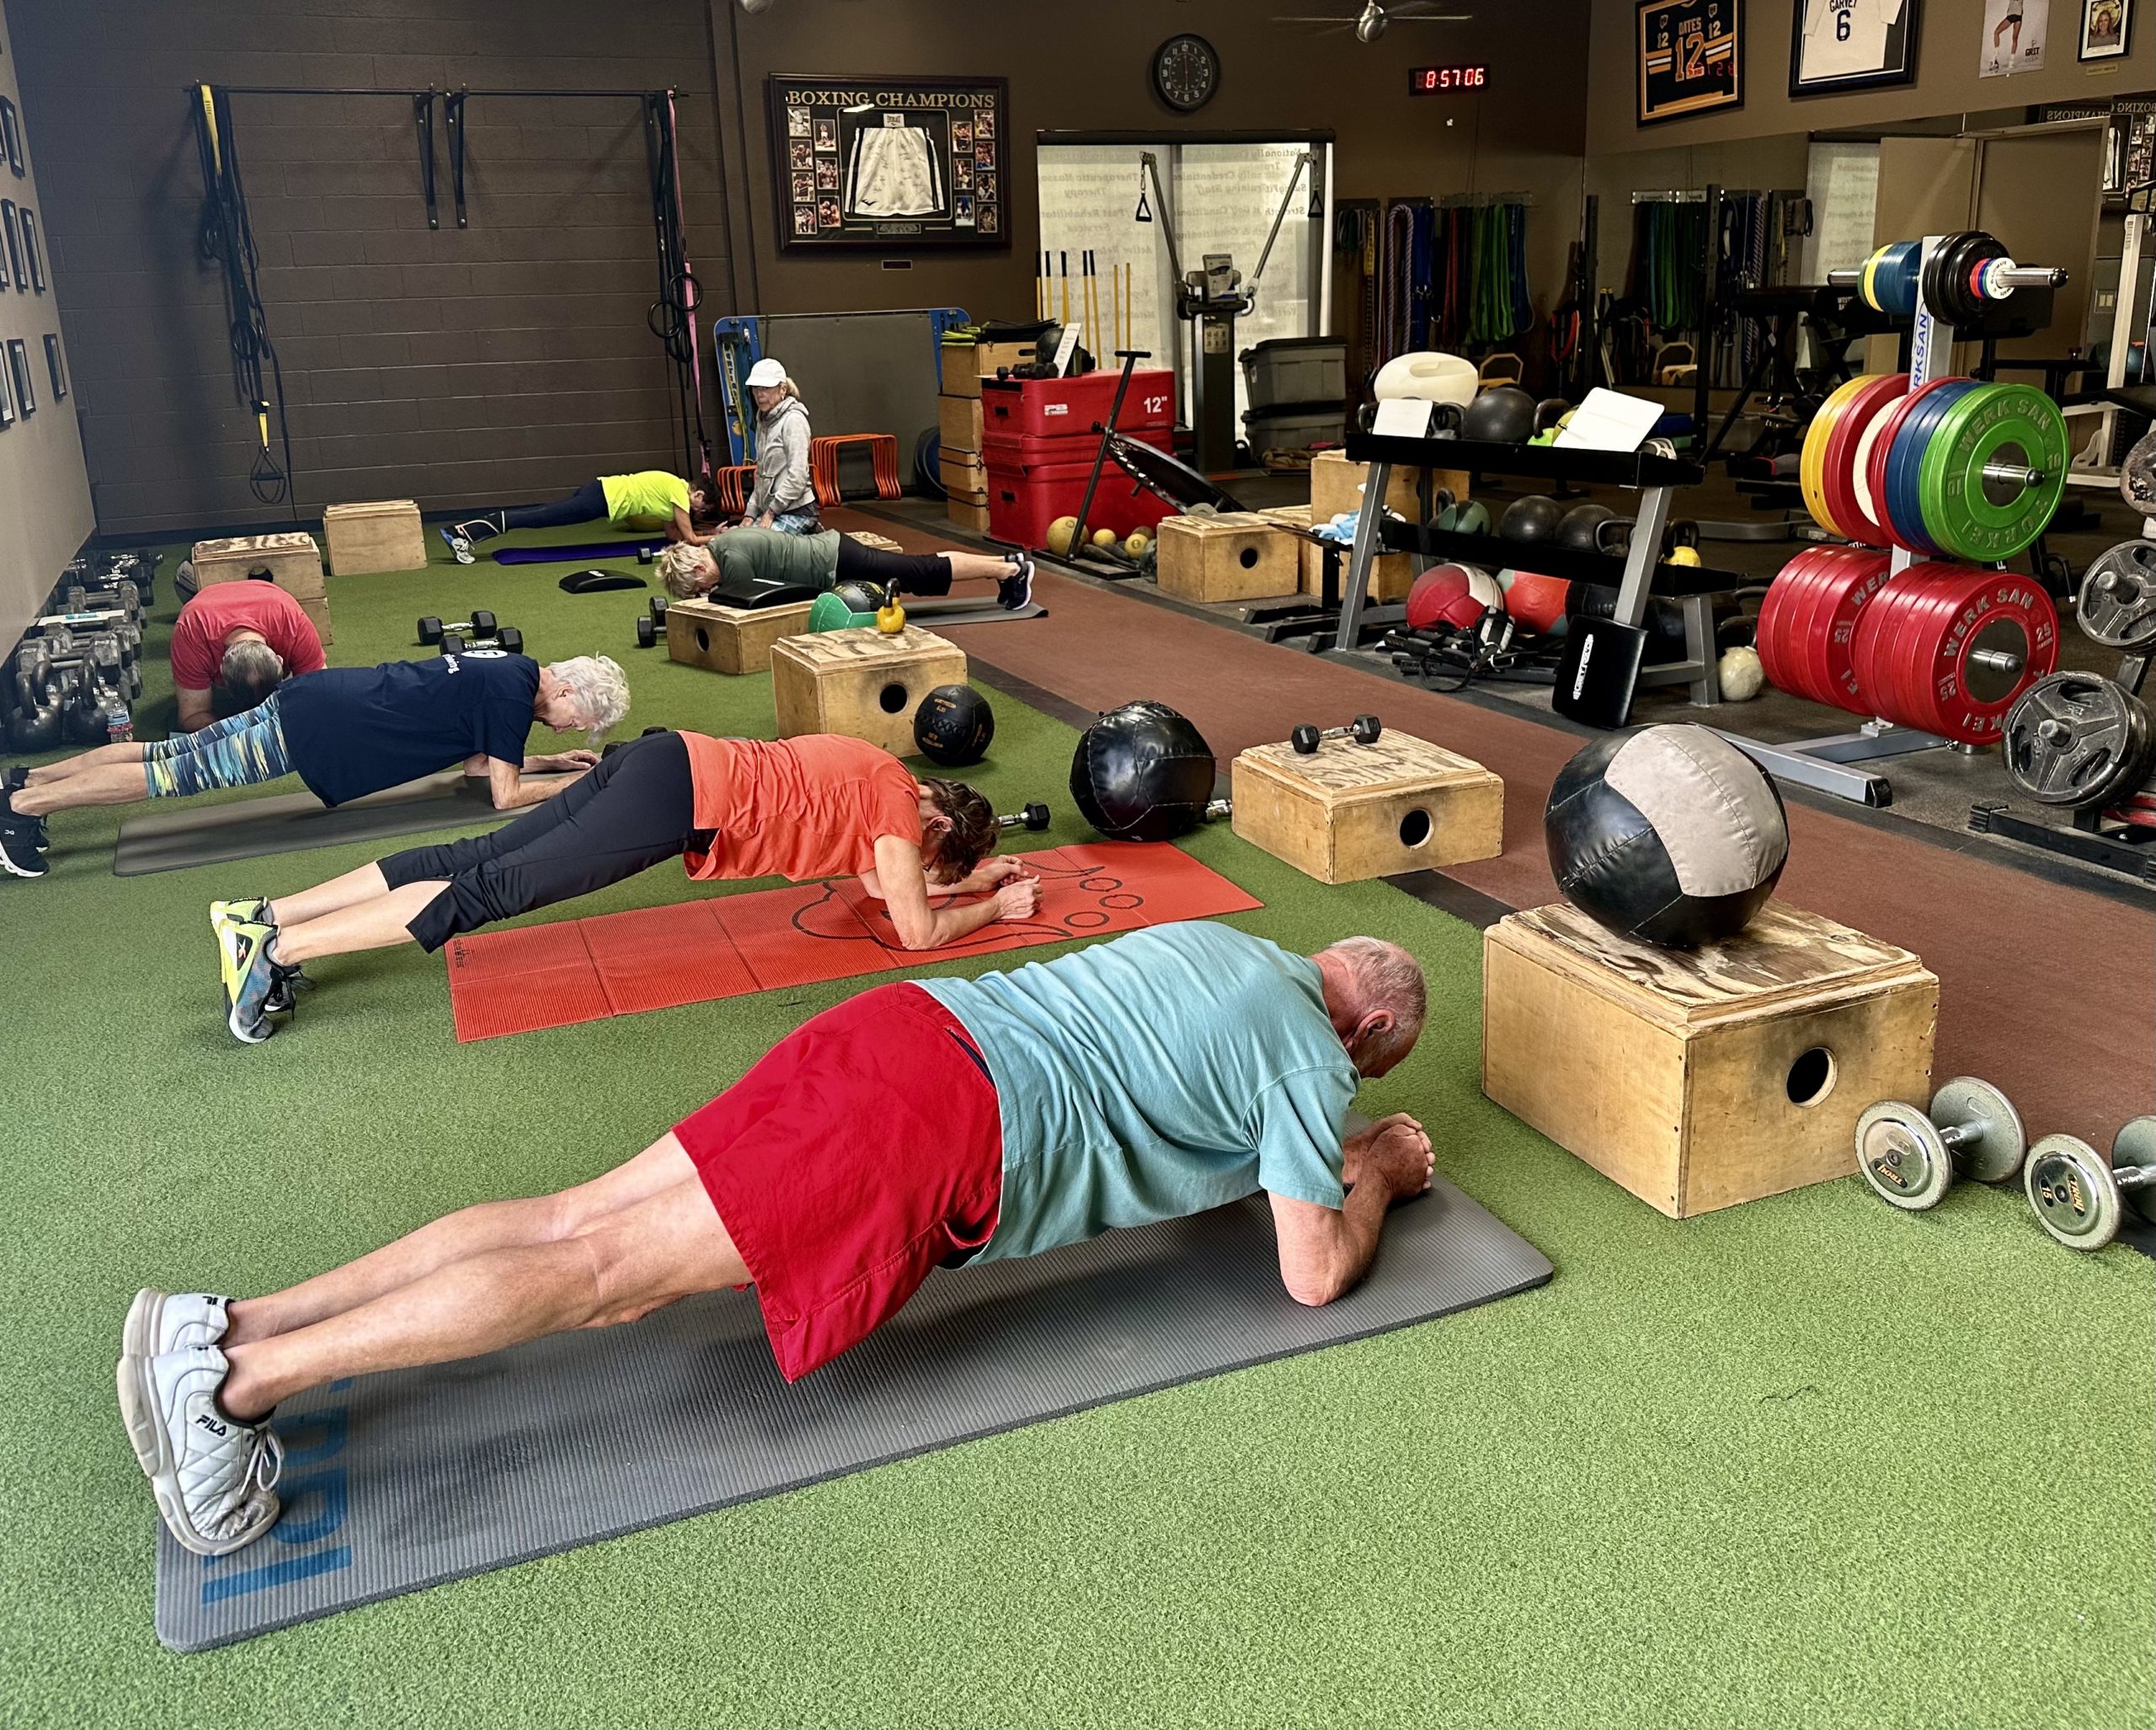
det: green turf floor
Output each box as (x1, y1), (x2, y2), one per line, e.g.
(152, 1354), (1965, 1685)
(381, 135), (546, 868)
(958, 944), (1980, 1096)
(2, 531), (2151, 1729)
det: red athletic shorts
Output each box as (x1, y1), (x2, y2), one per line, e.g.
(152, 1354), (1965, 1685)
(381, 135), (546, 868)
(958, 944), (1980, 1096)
(674, 982), (1003, 1382)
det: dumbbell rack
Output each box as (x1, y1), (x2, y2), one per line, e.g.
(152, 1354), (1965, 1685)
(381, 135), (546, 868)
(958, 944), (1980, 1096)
(1718, 235), (2066, 807)
(1330, 431), (1732, 708)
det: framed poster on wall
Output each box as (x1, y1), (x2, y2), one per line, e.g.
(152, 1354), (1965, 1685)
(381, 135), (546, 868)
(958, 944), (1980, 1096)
(1637, 0), (1744, 124)
(766, 73), (1009, 251)
(1791, 0), (1922, 95)
(44, 333), (66, 401)
(10, 339), (35, 416)
(2078, 0), (2133, 59)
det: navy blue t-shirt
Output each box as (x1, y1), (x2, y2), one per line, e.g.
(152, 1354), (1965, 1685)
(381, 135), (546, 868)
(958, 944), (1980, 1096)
(277, 653), (541, 807)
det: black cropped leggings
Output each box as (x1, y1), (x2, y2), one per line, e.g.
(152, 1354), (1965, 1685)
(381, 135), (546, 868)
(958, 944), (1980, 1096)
(379, 730), (705, 951)
(834, 537), (953, 596)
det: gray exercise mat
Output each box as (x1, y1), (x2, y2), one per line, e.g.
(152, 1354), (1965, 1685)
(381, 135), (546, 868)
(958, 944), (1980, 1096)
(110, 772), (568, 878)
(152, 1179), (1550, 1651)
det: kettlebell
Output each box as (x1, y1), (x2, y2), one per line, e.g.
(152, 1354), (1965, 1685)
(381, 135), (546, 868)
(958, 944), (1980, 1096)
(1460, 386), (1538, 445)
(1555, 503), (1619, 553)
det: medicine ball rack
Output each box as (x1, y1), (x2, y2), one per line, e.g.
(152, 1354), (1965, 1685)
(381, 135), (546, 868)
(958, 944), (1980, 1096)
(1330, 430), (1735, 715)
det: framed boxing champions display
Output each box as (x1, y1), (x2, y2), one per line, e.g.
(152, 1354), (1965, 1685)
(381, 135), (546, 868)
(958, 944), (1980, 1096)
(1789, 0), (1922, 95)
(1636, 0), (1744, 125)
(767, 74), (1009, 251)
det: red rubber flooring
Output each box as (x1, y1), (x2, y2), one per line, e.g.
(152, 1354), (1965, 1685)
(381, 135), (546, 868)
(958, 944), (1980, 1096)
(946, 560), (2154, 1145)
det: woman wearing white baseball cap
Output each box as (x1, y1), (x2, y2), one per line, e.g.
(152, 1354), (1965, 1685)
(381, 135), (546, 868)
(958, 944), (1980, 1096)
(740, 356), (819, 536)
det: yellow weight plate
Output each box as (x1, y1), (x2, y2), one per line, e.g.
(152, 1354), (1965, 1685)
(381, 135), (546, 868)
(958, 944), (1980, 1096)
(1803, 375), (1874, 538)
(1860, 247), (1886, 312)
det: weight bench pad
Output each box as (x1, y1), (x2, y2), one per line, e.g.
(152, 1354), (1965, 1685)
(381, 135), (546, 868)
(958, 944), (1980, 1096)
(152, 1177), (1551, 1650)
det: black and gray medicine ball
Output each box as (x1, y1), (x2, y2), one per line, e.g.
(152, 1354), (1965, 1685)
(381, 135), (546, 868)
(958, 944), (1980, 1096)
(1544, 724), (1787, 949)
(1070, 699), (1218, 842)
(913, 684), (995, 767)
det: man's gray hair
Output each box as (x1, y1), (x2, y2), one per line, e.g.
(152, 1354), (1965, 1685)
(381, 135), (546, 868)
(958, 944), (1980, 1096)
(546, 654), (631, 743)
(218, 639), (286, 707)
(1318, 936), (1428, 1074)
(657, 542), (709, 599)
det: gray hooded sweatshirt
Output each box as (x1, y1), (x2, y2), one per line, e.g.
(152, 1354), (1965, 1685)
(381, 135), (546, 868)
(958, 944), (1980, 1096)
(748, 393), (817, 520)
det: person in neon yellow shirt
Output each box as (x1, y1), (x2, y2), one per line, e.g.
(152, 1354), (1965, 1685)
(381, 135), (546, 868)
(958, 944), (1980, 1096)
(446, 471), (722, 563)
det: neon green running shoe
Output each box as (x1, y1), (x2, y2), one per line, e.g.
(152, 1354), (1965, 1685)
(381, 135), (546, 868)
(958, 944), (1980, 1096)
(216, 918), (280, 1044)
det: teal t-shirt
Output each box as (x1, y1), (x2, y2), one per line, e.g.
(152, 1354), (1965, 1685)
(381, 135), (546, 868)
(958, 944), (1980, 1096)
(919, 923), (1356, 1265)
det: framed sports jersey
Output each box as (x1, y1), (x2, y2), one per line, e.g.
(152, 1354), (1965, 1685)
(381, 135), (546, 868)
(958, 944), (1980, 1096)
(1637, 0), (1744, 125)
(766, 74), (1009, 252)
(1790, 0), (1922, 94)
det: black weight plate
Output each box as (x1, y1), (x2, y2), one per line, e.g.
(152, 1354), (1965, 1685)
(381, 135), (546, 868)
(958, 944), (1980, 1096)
(2002, 674), (2156, 808)
(2075, 541), (2156, 652)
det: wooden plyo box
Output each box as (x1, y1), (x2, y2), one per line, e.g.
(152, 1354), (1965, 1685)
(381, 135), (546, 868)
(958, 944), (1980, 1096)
(665, 597), (813, 675)
(1482, 902), (1939, 1220)
(770, 625), (966, 757)
(938, 394), (985, 455)
(1309, 448), (1469, 525)
(190, 532), (326, 601)
(947, 499), (991, 534)
(1155, 511), (1299, 603)
(1257, 504), (1416, 603)
(939, 448), (988, 505)
(1231, 733), (1503, 882)
(299, 595), (334, 648)
(322, 500), (426, 577)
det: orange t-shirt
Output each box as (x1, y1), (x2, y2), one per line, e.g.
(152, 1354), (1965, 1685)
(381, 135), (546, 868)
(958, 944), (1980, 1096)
(680, 734), (923, 883)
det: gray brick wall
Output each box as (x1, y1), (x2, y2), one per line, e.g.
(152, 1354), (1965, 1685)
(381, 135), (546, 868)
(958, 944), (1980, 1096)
(11, 0), (731, 535)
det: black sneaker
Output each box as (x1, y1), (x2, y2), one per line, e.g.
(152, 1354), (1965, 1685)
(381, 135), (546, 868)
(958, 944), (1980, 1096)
(264, 961), (311, 1016)
(998, 552), (1035, 611)
(0, 813), (47, 879)
(3, 766), (24, 797)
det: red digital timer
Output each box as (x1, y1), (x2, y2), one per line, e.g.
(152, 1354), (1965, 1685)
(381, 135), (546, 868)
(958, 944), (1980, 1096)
(1408, 65), (1490, 93)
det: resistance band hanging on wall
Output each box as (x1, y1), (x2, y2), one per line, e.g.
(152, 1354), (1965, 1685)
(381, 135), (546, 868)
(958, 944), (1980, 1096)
(191, 84), (295, 510)
(643, 90), (711, 484)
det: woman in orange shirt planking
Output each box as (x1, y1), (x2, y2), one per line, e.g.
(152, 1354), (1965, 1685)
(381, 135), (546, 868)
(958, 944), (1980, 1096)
(206, 730), (1040, 1044)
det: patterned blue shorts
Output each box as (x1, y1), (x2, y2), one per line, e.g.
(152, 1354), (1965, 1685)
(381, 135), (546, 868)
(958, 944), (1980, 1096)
(144, 696), (294, 798)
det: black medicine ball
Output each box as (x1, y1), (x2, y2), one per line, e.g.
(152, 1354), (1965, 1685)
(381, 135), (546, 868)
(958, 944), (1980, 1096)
(1070, 699), (1218, 841)
(832, 579), (883, 615)
(1499, 495), (1564, 543)
(1460, 385), (1537, 444)
(913, 684), (995, 766)
(1544, 724), (1788, 949)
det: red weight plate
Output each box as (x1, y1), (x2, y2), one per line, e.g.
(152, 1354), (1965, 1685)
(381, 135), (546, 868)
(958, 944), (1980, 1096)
(1820, 375), (1907, 550)
(1811, 548), (1895, 712)
(1840, 375), (1912, 548)
(1779, 547), (1846, 704)
(1756, 550), (1826, 700)
(1854, 567), (1952, 729)
(1846, 569), (1908, 723)
(1888, 568), (1972, 736)
(1911, 568), (2061, 745)
(1786, 547), (1860, 707)
(1865, 381), (1960, 555)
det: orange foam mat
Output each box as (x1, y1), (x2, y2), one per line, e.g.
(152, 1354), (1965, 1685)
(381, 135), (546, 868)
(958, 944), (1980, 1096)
(445, 843), (1263, 1042)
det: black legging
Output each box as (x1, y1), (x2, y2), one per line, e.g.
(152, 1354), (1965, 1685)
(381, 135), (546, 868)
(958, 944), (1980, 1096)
(834, 537), (952, 596)
(379, 730), (704, 952)
(503, 478), (608, 533)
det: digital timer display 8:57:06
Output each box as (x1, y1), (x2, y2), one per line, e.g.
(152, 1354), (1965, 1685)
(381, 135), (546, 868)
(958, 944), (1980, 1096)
(1408, 65), (1490, 93)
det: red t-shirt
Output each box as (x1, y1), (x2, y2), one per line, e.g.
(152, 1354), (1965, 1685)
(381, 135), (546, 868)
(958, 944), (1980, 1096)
(680, 734), (923, 882)
(169, 582), (328, 691)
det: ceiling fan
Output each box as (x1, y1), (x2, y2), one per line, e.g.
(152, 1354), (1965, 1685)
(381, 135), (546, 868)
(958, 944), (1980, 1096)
(1273, 1), (1471, 41)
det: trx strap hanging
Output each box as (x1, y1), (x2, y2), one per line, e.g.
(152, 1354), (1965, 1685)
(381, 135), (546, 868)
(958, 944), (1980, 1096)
(643, 90), (710, 482)
(191, 84), (295, 510)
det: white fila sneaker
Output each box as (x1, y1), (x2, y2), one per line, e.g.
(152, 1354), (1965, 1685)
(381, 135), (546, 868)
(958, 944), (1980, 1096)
(115, 1346), (284, 1556)
(121, 1289), (232, 1360)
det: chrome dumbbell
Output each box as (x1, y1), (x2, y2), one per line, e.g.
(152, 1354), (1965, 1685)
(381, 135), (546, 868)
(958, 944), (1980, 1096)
(1855, 1077), (2025, 1210)
(2024, 1117), (2156, 1252)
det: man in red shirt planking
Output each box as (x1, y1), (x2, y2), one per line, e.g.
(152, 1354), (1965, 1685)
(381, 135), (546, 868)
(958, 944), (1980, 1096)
(166, 581), (328, 732)
(206, 730), (1043, 1043)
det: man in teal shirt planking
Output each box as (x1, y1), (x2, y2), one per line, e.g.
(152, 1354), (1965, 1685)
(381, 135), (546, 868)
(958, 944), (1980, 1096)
(115, 923), (1435, 1557)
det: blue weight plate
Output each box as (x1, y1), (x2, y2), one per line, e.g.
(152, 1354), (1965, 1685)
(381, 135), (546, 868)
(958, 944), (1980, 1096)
(1886, 378), (1976, 557)
(1877, 241), (1922, 318)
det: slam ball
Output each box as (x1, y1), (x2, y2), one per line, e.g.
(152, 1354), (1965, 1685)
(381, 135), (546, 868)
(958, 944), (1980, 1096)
(1405, 563), (1503, 632)
(913, 685), (995, 767)
(1070, 699), (1218, 841)
(1498, 495), (1563, 543)
(1047, 515), (1081, 557)
(1544, 724), (1787, 949)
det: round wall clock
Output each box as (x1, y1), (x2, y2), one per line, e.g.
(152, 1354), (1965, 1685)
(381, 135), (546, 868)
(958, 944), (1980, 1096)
(1151, 35), (1220, 113)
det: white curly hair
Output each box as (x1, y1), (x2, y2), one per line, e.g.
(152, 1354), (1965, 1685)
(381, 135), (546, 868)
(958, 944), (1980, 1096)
(658, 542), (714, 599)
(545, 654), (631, 743)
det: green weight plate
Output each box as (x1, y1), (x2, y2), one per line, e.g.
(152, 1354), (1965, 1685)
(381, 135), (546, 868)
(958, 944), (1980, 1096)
(1931, 1076), (2025, 1183)
(2024, 1134), (2121, 1251)
(1856, 1101), (1953, 1209)
(1919, 383), (2070, 563)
